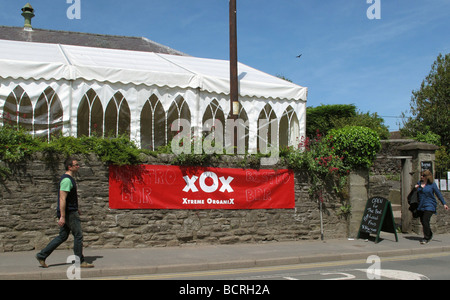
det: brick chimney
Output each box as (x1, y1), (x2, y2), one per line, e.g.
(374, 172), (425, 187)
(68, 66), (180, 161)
(21, 3), (35, 31)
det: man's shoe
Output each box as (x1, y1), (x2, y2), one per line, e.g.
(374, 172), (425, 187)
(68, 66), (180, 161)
(420, 239), (430, 245)
(80, 261), (94, 268)
(36, 255), (48, 268)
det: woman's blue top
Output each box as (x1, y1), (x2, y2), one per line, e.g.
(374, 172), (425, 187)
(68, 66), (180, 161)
(417, 181), (446, 213)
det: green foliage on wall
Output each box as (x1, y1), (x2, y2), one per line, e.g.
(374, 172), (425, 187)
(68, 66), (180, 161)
(327, 126), (381, 169)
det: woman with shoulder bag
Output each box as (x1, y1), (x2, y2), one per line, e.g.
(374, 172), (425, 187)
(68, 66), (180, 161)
(415, 170), (448, 244)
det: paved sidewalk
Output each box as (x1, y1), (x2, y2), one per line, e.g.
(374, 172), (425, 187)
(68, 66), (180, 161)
(1, 233), (450, 280)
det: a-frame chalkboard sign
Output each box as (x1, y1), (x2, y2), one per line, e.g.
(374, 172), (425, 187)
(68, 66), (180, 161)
(357, 196), (398, 243)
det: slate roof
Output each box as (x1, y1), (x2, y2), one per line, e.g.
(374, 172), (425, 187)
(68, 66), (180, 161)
(0, 26), (187, 56)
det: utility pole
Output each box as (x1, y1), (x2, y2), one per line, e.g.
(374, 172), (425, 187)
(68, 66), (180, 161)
(229, 0), (239, 120)
(229, 0), (239, 154)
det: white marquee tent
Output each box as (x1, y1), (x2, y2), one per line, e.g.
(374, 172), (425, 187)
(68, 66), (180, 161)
(0, 38), (307, 153)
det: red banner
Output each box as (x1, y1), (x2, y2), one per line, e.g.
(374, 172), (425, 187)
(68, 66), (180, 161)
(109, 165), (294, 209)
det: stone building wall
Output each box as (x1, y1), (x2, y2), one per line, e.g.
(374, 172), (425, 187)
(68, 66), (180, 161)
(0, 154), (348, 252)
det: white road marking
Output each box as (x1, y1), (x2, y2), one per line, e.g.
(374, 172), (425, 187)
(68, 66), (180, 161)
(355, 269), (429, 280)
(320, 272), (356, 280)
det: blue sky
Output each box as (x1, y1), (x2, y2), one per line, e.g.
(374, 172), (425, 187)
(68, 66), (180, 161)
(1, 0), (449, 131)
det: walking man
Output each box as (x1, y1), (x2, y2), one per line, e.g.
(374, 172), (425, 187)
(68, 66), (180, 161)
(36, 157), (94, 268)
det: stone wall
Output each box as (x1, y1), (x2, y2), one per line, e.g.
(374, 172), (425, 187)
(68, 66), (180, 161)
(435, 199), (450, 234)
(370, 139), (450, 234)
(0, 154), (348, 252)
(371, 139), (415, 176)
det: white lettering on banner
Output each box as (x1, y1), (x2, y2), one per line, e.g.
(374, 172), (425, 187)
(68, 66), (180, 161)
(219, 176), (234, 192)
(246, 188), (271, 202)
(245, 170), (290, 185)
(182, 198), (205, 205)
(183, 172), (234, 193)
(111, 167), (176, 185)
(122, 187), (152, 204)
(183, 175), (199, 192)
(109, 165), (295, 209)
(141, 187), (152, 204)
(182, 198), (234, 205)
(207, 198), (234, 205)
(147, 169), (177, 185)
(199, 172), (219, 193)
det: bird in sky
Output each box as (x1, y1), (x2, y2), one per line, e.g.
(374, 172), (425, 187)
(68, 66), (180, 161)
(296, 54), (302, 58)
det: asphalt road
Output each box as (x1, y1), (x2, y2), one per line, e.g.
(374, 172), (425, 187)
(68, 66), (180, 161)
(93, 252), (450, 280)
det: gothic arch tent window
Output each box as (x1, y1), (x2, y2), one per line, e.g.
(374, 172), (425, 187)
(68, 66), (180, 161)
(105, 91), (130, 138)
(34, 86), (63, 141)
(167, 96), (191, 143)
(140, 94), (165, 151)
(257, 103), (277, 152)
(0, 39), (307, 153)
(203, 99), (225, 138)
(280, 105), (300, 148)
(77, 88), (103, 137)
(237, 106), (249, 153)
(2, 85), (32, 131)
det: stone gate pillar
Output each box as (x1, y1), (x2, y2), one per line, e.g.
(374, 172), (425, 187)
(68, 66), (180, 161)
(348, 169), (369, 238)
(398, 142), (439, 233)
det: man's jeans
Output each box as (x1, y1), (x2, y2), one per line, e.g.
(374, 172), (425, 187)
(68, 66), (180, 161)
(37, 211), (84, 262)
